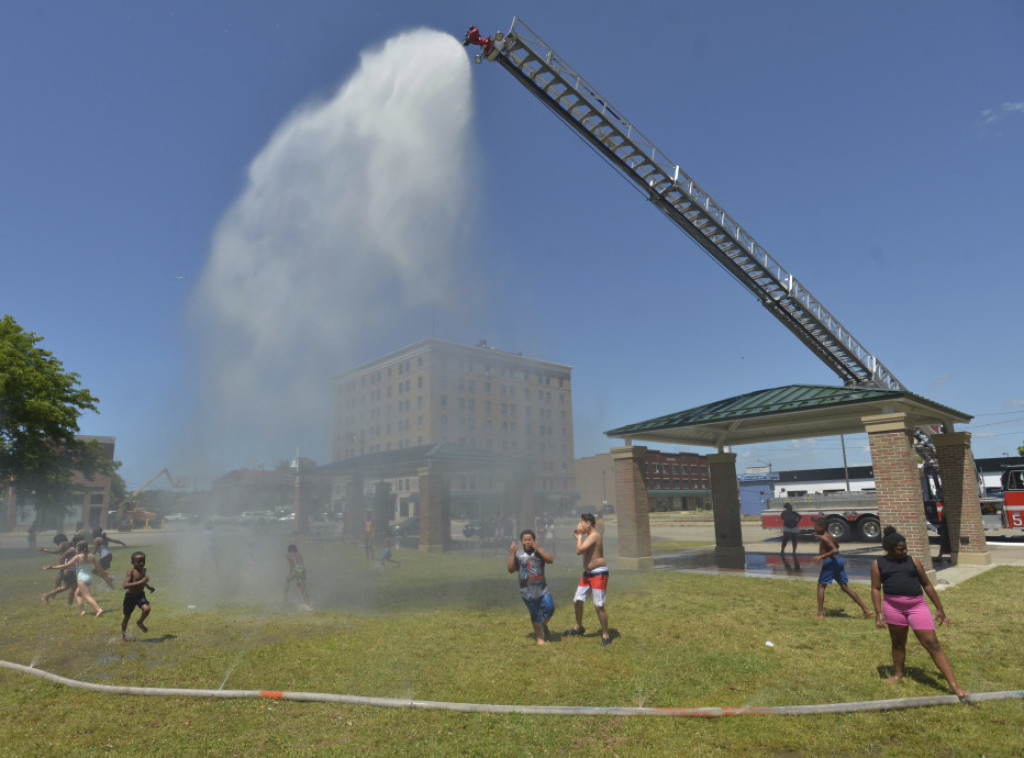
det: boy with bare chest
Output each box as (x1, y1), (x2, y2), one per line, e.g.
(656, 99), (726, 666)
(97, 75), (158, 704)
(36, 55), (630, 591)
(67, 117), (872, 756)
(564, 513), (612, 646)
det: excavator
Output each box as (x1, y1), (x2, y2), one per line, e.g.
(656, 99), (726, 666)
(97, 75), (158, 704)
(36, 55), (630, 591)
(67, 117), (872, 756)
(111, 468), (186, 529)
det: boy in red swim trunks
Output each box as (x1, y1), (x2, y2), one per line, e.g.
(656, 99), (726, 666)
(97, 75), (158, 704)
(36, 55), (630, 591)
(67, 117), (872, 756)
(564, 513), (612, 646)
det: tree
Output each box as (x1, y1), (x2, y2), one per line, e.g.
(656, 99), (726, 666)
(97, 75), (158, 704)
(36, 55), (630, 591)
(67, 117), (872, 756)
(274, 457), (318, 473)
(0, 315), (105, 520)
(1018, 442), (1023, 457)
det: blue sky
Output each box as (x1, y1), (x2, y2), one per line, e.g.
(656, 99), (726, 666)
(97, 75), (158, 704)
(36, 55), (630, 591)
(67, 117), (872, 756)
(4, 1), (1022, 491)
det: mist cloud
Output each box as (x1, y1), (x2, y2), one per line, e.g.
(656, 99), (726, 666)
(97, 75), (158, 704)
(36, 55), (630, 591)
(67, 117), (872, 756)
(186, 29), (477, 474)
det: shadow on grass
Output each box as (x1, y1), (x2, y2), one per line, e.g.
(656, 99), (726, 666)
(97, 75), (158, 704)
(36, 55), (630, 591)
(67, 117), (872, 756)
(874, 665), (950, 694)
(136, 634), (178, 645)
(818, 608), (870, 619)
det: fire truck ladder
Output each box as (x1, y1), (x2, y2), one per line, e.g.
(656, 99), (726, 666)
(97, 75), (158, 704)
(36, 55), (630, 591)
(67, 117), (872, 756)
(470, 19), (905, 392)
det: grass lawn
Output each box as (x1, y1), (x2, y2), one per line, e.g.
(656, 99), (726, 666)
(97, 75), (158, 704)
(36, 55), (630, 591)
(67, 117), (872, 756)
(1, 529), (1021, 756)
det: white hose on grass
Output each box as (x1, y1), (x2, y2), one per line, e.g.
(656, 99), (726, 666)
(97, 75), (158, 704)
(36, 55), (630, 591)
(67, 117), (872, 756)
(2, 660), (1019, 716)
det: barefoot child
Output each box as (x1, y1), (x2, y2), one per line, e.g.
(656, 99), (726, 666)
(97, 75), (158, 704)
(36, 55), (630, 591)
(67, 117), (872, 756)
(812, 517), (871, 620)
(92, 527), (127, 589)
(871, 526), (968, 700)
(122, 551), (154, 639)
(507, 529), (555, 645)
(40, 535), (78, 605)
(45, 541), (106, 617)
(285, 544), (312, 610)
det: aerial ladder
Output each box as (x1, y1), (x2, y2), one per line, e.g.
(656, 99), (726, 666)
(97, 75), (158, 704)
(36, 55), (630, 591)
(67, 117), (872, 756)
(463, 19), (958, 473)
(463, 20), (904, 394)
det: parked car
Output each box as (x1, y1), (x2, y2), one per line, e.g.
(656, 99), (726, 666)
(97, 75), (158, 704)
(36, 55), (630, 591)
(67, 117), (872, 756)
(390, 516), (420, 537)
(239, 510), (274, 525)
(163, 512), (188, 522)
(462, 517), (497, 538)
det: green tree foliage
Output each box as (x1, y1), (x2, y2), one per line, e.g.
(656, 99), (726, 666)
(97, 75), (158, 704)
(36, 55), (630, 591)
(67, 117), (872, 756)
(0, 315), (108, 505)
(1018, 442), (1023, 457)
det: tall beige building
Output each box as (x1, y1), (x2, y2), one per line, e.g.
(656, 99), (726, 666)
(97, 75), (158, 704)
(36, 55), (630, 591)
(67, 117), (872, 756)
(333, 338), (575, 502)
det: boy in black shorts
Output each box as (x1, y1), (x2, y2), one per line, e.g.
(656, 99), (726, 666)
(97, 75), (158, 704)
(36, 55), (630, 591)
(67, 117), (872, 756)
(121, 551), (155, 640)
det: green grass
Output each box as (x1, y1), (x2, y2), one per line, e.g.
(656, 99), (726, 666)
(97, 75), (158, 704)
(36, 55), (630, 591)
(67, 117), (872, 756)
(1, 531), (1022, 756)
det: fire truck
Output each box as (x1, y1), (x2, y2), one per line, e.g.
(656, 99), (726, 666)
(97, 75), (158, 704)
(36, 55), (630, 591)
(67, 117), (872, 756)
(1001, 464), (1024, 529)
(760, 465), (1014, 541)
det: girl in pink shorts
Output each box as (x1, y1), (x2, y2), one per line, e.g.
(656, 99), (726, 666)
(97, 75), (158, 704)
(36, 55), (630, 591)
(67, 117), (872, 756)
(870, 526), (968, 700)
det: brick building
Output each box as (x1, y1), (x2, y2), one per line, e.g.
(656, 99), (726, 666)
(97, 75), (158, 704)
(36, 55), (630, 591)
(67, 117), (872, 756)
(575, 449), (711, 513)
(333, 338), (576, 515)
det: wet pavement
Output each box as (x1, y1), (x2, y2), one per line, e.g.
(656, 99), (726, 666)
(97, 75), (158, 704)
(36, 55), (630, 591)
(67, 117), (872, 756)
(636, 521), (1024, 588)
(654, 545), (883, 583)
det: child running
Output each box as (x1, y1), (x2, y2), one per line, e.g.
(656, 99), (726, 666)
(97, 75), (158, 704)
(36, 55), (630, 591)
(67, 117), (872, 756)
(285, 544), (312, 610)
(45, 541), (105, 617)
(40, 534), (78, 605)
(812, 517), (871, 620)
(92, 527), (127, 589)
(122, 551), (154, 639)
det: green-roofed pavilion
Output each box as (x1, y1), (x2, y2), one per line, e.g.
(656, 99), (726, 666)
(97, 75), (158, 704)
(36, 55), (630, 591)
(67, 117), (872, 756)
(601, 385), (990, 574)
(604, 385), (972, 450)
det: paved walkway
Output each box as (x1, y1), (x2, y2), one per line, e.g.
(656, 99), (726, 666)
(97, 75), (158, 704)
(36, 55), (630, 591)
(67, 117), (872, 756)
(605, 520), (1024, 589)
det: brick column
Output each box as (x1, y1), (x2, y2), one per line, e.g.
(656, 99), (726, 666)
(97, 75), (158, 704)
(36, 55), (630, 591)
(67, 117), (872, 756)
(611, 445), (653, 570)
(418, 466), (445, 553)
(932, 432), (991, 566)
(863, 413), (932, 577)
(707, 452), (745, 569)
(373, 482), (392, 548)
(343, 474), (364, 544)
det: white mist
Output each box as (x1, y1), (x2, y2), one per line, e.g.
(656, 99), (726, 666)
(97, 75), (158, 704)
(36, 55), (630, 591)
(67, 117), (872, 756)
(185, 29), (477, 475)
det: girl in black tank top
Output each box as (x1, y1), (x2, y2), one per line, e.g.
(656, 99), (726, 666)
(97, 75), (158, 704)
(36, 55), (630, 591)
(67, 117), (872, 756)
(869, 526), (968, 700)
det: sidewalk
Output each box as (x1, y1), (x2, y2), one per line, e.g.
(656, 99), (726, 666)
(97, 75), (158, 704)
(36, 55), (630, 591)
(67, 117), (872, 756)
(601, 519), (1024, 588)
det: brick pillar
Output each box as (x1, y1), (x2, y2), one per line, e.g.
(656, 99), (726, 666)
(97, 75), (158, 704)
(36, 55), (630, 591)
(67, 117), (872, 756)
(708, 452), (745, 569)
(863, 413), (932, 577)
(373, 482), (393, 548)
(418, 466), (445, 553)
(932, 432), (992, 566)
(612, 445), (653, 570)
(343, 474), (364, 544)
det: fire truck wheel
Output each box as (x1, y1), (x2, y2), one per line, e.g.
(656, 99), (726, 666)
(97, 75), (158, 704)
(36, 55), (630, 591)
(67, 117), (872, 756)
(826, 517), (852, 542)
(857, 517), (881, 542)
